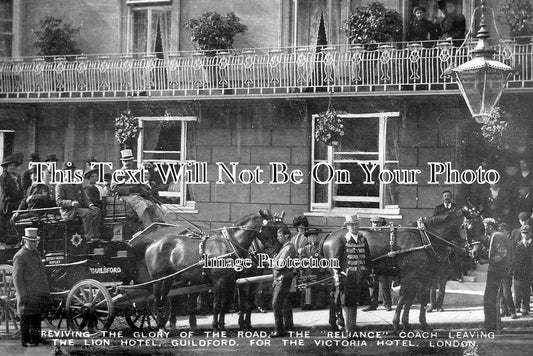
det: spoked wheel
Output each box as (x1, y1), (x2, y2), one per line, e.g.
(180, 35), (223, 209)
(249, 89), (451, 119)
(45, 296), (67, 331)
(125, 300), (165, 332)
(0, 264), (19, 339)
(66, 279), (114, 337)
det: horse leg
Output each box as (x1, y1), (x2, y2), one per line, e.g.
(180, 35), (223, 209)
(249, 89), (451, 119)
(212, 281), (222, 330)
(237, 284), (247, 329)
(156, 279), (173, 330)
(245, 283), (258, 329)
(218, 279), (236, 331)
(188, 293), (198, 330)
(401, 286), (417, 332)
(168, 296), (178, 332)
(392, 293), (405, 333)
(419, 281), (432, 332)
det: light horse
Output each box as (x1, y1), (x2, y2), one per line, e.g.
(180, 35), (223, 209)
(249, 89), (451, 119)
(144, 210), (287, 330)
(321, 206), (484, 332)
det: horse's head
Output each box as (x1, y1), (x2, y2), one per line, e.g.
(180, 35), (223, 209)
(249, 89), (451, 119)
(256, 210), (286, 255)
(231, 210), (286, 254)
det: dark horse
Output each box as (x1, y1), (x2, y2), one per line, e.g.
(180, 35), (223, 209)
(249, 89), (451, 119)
(145, 210), (286, 330)
(321, 207), (484, 332)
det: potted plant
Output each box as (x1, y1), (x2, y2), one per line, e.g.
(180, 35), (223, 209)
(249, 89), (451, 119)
(344, 2), (402, 49)
(33, 16), (81, 57)
(184, 12), (247, 56)
(500, 0), (533, 43)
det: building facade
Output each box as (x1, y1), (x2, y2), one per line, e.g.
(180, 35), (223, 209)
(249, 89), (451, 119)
(1, 0), (532, 227)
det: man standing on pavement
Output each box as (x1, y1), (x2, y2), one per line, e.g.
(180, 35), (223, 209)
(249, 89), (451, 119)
(434, 190), (457, 216)
(512, 224), (533, 316)
(13, 228), (50, 347)
(365, 216), (393, 312)
(270, 226), (297, 338)
(333, 215), (371, 333)
(480, 218), (512, 331)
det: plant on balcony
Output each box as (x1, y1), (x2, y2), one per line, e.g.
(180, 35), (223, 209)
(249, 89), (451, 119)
(480, 107), (516, 150)
(33, 16), (81, 56)
(500, 0), (533, 42)
(345, 2), (402, 46)
(114, 110), (138, 148)
(184, 12), (247, 56)
(315, 110), (345, 146)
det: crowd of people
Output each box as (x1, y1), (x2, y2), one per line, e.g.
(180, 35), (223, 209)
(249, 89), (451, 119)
(0, 148), (170, 247)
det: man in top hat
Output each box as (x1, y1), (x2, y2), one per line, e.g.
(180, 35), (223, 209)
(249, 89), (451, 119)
(111, 149), (166, 228)
(332, 214), (371, 333)
(56, 162), (102, 243)
(0, 153), (24, 245)
(13, 227), (50, 347)
(21, 152), (40, 192)
(480, 218), (512, 331)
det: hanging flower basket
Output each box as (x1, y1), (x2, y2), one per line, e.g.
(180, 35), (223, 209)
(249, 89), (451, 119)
(480, 107), (512, 150)
(114, 110), (138, 146)
(315, 110), (345, 146)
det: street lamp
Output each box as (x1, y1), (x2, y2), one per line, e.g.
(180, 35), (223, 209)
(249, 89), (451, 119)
(446, 0), (515, 124)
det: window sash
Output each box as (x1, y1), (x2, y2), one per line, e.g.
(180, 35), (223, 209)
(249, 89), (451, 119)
(137, 116), (196, 207)
(310, 112), (399, 213)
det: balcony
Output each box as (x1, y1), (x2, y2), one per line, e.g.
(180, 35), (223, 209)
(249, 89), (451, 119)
(0, 41), (531, 102)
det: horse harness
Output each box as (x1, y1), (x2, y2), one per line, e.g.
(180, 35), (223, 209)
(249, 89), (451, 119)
(371, 218), (469, 262)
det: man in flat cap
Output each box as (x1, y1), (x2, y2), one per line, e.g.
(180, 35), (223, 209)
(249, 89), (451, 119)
(56, 162), (102, 243)
(13, 227), (50, 346)
(332, 214), (371, 333)
(21, 152), (40, 192)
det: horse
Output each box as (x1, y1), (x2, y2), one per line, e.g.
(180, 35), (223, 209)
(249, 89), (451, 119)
(144, 210), (287, 331)
(321, 207), (484, 332)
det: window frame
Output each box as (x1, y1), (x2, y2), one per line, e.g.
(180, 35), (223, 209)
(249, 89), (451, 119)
(127, 4), (172, 54)
(136, 116), (197, 213)
(310, 112), (401, 218)
(0, 0), (13, 58)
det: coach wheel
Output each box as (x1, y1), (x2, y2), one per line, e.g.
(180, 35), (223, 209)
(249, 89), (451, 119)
(45, 296), (67, 331)
(0, 264), (20, 338)
(125, 300), (165, 331)
(66, 279), (115, 337)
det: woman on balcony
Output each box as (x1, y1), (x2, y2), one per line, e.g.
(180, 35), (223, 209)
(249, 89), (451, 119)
(407, 6), (439, 48)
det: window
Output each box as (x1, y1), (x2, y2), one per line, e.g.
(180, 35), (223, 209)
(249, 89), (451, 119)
(129, 6), (171, 55)
(310, 112), (400, 217)
(137, 116), (197, 211)
(0, 0), (13, 58)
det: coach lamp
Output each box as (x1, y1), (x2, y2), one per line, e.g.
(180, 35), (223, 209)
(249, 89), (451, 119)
(445, 0), (515, 124)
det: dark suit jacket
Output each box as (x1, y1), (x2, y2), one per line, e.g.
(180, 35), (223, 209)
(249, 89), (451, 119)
(56, 183), (92, 219)
(13, 246), (50, 315)
(18, 184), (53, 210)
(433, 202), (457, 217)
(0, 172), (23, 216)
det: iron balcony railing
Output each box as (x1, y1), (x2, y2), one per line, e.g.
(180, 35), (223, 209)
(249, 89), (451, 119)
(0, 41), (531, 100)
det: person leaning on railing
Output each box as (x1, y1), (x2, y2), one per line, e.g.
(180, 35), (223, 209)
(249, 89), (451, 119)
(438, 0), (466, 47)
(407, 6), (439, 48)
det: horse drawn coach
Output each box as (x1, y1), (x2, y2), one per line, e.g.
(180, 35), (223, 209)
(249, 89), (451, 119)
(0, 191), (486, 339)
